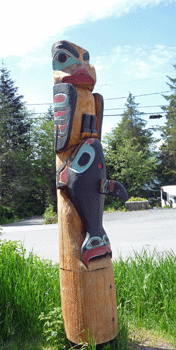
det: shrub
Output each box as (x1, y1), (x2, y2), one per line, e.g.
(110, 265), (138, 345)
(126, 196), (147, 202)
(39, 307), (69, 349)
(43, 204), (58, 224)
(0, 206), (14, 224)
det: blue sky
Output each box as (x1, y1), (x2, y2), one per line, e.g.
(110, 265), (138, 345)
(1, 0), (176, 139)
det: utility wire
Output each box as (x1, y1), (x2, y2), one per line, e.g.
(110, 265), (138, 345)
(103, 112), (165, 117)
(105, 105), (166, 111)
(24, 90), (171, 107)
(104, 91), (171, 101)
(25, 104), (167, 110)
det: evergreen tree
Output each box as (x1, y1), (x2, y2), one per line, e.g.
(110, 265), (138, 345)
(31, 107), (56, 212)
(0, 66), (57, 220)
(0, 66), (32, 217)
(158, 64), (176, 185)
(104, 92), (157, 200)
(106, 92), (153, 151)
(0, 65), (30, 148)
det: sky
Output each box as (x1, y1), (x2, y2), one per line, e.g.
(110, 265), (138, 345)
(1, 0), (176, 140)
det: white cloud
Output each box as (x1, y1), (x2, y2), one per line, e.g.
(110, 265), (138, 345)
(108, 45), (176, 80)
(0, 0), (174, 57)
(18, 56), (49, 71)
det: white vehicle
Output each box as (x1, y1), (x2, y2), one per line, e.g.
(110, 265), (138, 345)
(161, 185), (176, 208)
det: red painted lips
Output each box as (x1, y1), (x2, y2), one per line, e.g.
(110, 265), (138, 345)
(83, 244), (112, 267)
(62, 68), (95, 86)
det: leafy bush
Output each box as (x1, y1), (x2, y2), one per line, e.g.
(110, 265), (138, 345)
(148, 197), (161, 208)
(43, 204), (58, 224)
(104, 197), (125, 212)
(0, 206), (14, 224)
(39, 307), (69, 349)
(126, 196), (147, 202)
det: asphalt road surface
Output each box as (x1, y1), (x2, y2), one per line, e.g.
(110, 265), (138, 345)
(1, 208), (176, 263)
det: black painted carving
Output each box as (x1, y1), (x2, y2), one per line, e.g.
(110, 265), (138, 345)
(91, 115), (98, 134)
(83, 51), (90, 61)
(52, 40), (80, 59)
(81, 114), (91, 133)
(57, 138), (128, 266)
(53, 83), (77, 152)
(81, 114), (98, 134)
(100, 179), (128, 200)
(93, 93), (104, 140)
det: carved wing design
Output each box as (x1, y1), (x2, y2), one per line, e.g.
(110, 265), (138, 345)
(53, 83), (77, 152)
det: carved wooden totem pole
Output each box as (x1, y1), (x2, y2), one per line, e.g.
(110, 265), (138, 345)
(51, 40), (128, 345)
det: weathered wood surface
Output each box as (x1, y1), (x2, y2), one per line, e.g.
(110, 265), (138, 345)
(60, 261), (118, 344)
(57, 182), (118, 344)
(52, 40), (118, 344)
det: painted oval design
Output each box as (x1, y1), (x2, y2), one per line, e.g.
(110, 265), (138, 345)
(54, 93), (68, 109)
(71, 144), (95, 173)
(86, 237), (104, 250)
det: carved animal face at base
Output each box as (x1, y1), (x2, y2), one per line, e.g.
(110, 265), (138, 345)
(52, 40), (96, 91)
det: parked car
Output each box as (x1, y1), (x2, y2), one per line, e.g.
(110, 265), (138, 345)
(161, 185), (176, 208)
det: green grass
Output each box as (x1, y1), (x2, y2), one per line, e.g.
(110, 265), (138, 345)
(0, 240), (61, 345)
(113, 249), (176, 345)
(0, 241), (175, 349)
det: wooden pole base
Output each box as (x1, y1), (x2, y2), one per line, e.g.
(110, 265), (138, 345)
(60, 256), (118, 344)
(57, 160), (118, 345)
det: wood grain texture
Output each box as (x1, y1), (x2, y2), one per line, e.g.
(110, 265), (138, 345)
(57, 151), (118, 343)
(53, 40), (118, 345)
(66, 87), (98, 149)
(60, 263), (118, 344)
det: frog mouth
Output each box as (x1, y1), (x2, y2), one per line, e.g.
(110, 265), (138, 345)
(62, 68), (95, 86)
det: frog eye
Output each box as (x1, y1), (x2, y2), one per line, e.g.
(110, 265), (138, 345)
(56, 52), (69, 63)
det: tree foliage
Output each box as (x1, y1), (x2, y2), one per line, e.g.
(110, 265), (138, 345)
(103, 93), (157, 200)
(1, 61), (176, 220)
(0, 66), (32, 216)
(0, 66), (56, 220)
(30, 108), (56, 212)
(158, 64), (176, 185)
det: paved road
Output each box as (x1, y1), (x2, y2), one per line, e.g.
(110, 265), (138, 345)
(1, 209), (176, 263)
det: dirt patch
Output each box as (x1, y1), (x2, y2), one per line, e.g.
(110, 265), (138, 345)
(129, 327), (175, 350)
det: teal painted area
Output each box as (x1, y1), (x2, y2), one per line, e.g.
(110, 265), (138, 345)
(86, 237), (104, 250)
(71, 144), (95, 174)
(53, 49), (81, 71)
(103, 234), (110, 244)
(54, 93), (68, 108)
(54, 102), (68, 111)
(54, 110), (69, 121)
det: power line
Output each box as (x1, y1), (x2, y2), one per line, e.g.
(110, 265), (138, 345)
(26, 103), (166, 110)
(105, 105), (166, 111)
(104, 91), (171, 101)
(24, 90), (171, 107)
(103, 112), (164, 117)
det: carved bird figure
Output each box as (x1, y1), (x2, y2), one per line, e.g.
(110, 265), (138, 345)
(52, 40), (128, 266)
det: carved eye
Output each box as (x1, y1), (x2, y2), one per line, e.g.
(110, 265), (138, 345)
(56, 52), (68, 63)
(78, 152), (91, 167)
(103, 235), (110, 245)
(86, 238), (103, 249)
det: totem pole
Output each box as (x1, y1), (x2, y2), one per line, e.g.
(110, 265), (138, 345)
(51, 40), (128, 345)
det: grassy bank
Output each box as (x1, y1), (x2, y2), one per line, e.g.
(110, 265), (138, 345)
(0, 241), (175, 349)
